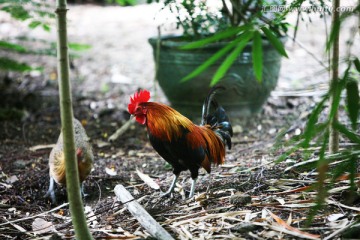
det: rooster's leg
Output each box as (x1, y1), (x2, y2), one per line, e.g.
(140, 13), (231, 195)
(189, 178), (197, 198)
(161, 174), (179, 197)
(44, 176), (56, 204)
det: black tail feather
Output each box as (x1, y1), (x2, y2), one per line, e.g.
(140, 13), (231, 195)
(201, 87), (233, 150)
(201, 86), (225, 125)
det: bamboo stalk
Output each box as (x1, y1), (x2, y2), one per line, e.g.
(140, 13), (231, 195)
(55, 0), (93, 239)
(329, 0), (340, 154)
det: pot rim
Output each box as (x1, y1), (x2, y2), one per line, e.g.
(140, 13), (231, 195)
(148, 34), (287, 50)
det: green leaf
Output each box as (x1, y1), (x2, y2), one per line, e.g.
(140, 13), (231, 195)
(334, 122), (360, 144)
(181, 26), (248, 50)
(302, 95), (329, 147)
(181, 38), (243, 82)
(42, 24), (51, 32)
(68, 43), (92, 51)
(210, 31), (254, 86)
(306, 129), (329, 225)
(326, 18), (340, 52)
(275, 141), (303, 163)
(28, 20), (42, 29)
(346, 78), (359, 130)
(261, 27), (288, 58)
(2, 5), (31, 21)
(115, 0), (136, 5)
(0, 41), (27, 52)
(252, 31), (262, 82)
(0, 57), (32, 72)
(354, 58), (360, 73)
(328, 77), (345, 122)
(348, 155), (357, 192)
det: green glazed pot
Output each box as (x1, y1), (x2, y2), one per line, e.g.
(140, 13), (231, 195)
(148, 35), (283, 119)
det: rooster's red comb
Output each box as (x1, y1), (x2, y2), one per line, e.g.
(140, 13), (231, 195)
(128, 89), (150, 114)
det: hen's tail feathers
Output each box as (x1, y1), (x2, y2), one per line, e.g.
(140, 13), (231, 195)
(201, 86), (233, 150)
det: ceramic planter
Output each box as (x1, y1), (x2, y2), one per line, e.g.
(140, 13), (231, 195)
(148, 35), (283, 119)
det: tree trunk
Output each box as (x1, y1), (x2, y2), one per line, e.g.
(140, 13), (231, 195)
(329, 0), (340, 154)
(55, 0), (93, 239)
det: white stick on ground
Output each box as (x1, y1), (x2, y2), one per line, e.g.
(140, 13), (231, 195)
(108, 119), (133, 142)
(114, 184), (175, 240)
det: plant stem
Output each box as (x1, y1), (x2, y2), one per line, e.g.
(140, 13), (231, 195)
(329, 0), (340, 154)
(55, 0), (93, 239)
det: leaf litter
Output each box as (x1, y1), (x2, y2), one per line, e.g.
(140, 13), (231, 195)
(3, 91), (360, 239)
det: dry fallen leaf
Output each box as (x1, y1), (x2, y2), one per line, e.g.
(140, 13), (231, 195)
(6, 175), (18, 184)
(327, 213), (345, 222)
(105, 167), (117, 176)
(29, 144), (55, 152)
(136, 169), (160, 190)
(267, 209), (320, 239)
(32, 218), (56, 235)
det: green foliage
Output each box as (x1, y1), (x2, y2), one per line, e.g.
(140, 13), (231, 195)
(175, 0), (348, 85)
(261, 27), (288, 57)
(354, 58), (360, 73)
(0, 57), (33, 72)
(114, 0), (136, 6)
(180, 26), (247, 50)
(326, 4), (360, 51)
(181, 36), (246, 83)
(211, 31), (253, 86)
(180, 23), (288, 85)
(345, 78), (359, 130)
(0, 1), (91, 73)
(0, 0), (55, 72)
(161, 0), (292, 85)
(252, 31), (263, 82)
(149, 0), (226, 38)
(0, 41), (27, 53)
(68, 43), (92, 51)
(277, 58), (360, 223)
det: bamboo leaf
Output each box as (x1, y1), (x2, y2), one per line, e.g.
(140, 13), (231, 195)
(28, 21), (42, 29)
(181, 38), (242, 82)
(261, 27), (288, 58)
(252, 31), (262, 82)
(307, 130), (329, 225)
(2, 5), (31, 21)
(0, 57), (32, 72)
(42, 24), (51, 32)
(68, 43), (92, 51)
(326, 18), (340, 52)
(345, 78), (359, 130)
(0, 41), (27, 52)
(180, 26), (248, 50)
(275, 142), (304, 163)
(328, 77), (345, 122)
(210, 31), (253, 86)
(334, 122), (360, 144)
(302, 95), (329, 147)
(354, 58), (360, 73)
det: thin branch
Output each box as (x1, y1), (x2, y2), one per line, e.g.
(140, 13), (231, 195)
(0, 203), (69, 227)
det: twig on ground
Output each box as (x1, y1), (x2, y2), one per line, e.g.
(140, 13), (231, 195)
(108, 118), (134, 142)
(0, 203), (69, 227)
(114, 184), (175, 240)
(323, 221), (360, 240)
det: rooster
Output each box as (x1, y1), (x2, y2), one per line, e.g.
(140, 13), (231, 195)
(44, 118), (94, 204)
(128, 86), (232, 198)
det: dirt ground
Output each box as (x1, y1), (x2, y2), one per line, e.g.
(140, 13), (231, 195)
(1, 2), (360, 240)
